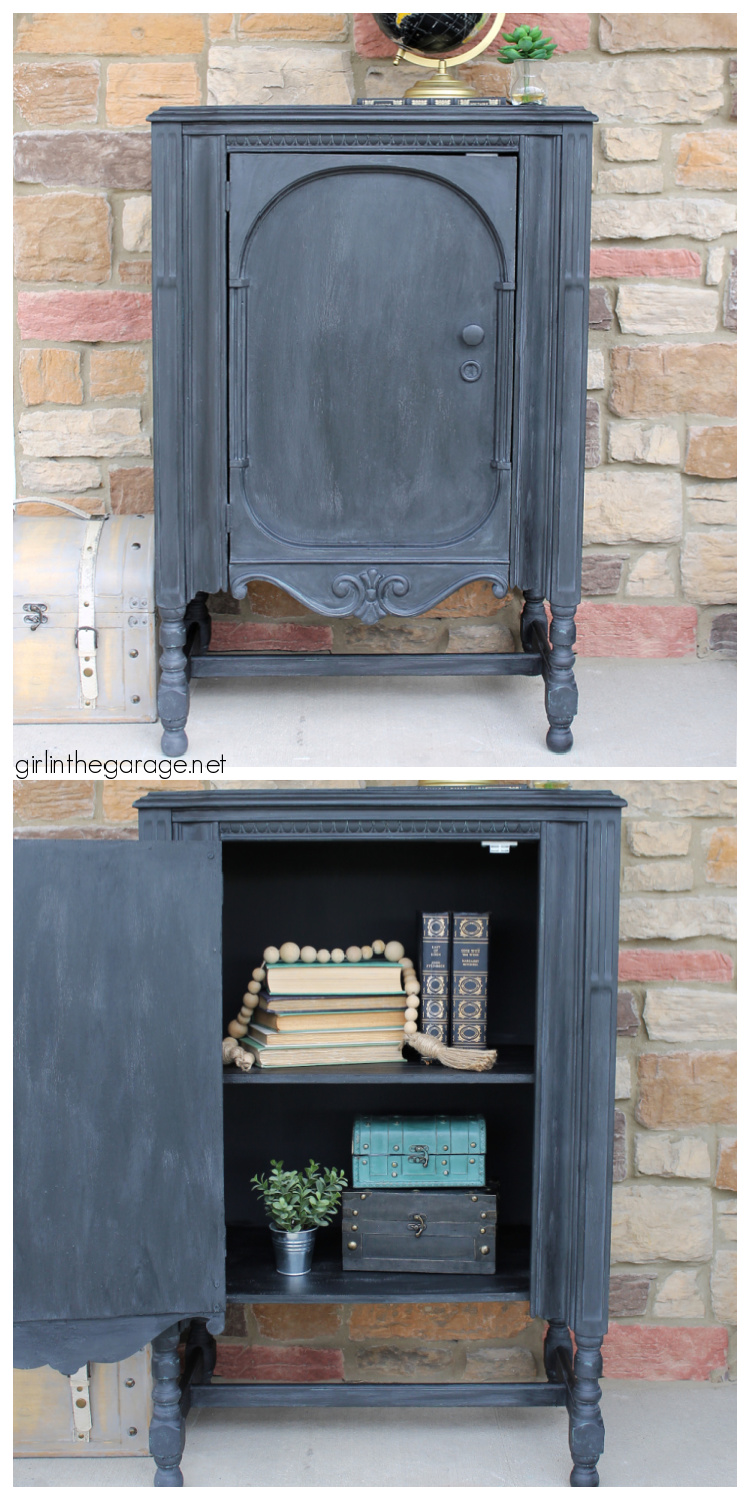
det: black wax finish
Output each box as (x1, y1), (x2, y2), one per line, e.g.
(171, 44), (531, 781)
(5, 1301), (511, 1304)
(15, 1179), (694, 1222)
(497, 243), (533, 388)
(149, 106), (594, 754)
(13, 841), (224, 1373)
(15, 789), (622, 1484)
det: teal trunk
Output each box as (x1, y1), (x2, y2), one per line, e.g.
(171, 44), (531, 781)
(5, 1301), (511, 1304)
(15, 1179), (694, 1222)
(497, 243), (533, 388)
(352, 1115), (486, 1187)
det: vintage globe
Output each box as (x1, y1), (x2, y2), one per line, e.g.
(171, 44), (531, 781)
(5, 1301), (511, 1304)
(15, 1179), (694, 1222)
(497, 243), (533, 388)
(374, 13), (484, 55)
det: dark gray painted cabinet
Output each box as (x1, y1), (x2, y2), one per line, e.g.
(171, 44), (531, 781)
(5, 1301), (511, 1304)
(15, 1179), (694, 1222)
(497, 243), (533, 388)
(150, 106), (594, 757)
(14, 788), (622, 1486)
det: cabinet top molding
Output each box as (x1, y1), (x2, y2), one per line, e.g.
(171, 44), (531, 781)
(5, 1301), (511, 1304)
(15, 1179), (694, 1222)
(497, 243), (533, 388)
(136, 788), (625, 814)
(148, 104), (597, 128)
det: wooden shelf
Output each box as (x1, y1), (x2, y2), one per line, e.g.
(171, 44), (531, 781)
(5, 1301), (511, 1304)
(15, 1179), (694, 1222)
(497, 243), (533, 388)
(226, 1226), (530, 1304)
(223, 1047), (534, 1086)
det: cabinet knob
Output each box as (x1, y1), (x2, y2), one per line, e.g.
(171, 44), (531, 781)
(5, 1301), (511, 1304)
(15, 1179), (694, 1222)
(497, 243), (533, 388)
(462, 324), (485, 346)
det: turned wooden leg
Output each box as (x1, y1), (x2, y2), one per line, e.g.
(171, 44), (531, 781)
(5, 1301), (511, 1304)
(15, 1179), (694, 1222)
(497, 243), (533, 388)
(544, 602), (579, 754)
(520, 592), (548, 653)
(543, 1318), (573, 1381)
(150, 1324), (185, 1487)
(185, 592), (212, 654)
(183, 1318), (217, 1385)
(568, 1335), (605, 1488)
(158, 608), (189, 757)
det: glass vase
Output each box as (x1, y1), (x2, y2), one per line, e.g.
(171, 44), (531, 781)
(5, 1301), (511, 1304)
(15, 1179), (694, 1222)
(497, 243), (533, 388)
(510, 58), (547, 105)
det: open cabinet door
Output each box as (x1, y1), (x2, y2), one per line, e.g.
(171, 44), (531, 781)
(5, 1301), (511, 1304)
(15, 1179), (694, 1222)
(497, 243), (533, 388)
(14, 841), (224, 1374)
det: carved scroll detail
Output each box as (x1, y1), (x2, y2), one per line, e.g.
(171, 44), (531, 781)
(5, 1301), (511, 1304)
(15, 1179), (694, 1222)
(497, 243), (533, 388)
(332, 568), (410, 623)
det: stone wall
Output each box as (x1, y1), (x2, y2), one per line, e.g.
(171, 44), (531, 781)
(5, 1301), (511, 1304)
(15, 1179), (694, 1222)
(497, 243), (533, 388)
(14, 776), (736, 1380)
(13, 14), (736, 660)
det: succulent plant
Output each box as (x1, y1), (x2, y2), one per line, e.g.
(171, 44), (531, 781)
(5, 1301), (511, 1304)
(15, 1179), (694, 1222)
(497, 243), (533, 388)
(251, 1158), (348, 1232)
(498, 24), (558, 62)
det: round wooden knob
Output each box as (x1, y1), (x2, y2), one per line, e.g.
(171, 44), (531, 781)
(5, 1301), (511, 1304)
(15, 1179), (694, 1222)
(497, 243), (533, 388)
(462, 324), (484, 346)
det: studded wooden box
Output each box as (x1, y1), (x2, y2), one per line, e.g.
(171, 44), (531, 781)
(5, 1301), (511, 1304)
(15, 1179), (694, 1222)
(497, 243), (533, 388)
(342, 1189), (496, 1273)
(352, 1115), (486, 1187)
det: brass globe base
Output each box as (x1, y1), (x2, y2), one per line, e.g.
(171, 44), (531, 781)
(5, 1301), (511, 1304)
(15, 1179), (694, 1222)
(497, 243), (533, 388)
(404, 65), (477, 100)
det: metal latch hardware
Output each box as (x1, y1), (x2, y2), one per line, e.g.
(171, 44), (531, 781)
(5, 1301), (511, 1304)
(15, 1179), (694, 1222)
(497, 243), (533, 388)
(69, 1365), (92, 1442)
(23, 603), (48, 630)
(74, 626), (99, 649)
(482, 840), (518, 854)
(408, 1144), (430, 1168)
(408, 1213), (426, 1237)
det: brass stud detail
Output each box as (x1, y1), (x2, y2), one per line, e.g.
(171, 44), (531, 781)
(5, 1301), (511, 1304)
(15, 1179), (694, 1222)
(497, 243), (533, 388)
(125, 1378), (135, 1388)
(480, 1212), (487, 1219)
(471, 1195), (478, 1202)
(469, 1158), (475, 1164)
(480, 1227), (486, 1235)
(443, 1169), (448, 1175)
(347, 1241), (358, 1250)
(480, 1245), (489, 1255)
(352, 1210), (358, 1216)
(361, 1194), (367, 1200)
(470, 1142), (477, 1148)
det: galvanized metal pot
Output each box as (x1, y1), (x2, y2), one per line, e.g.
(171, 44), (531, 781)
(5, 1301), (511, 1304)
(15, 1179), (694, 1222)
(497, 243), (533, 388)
(269, 1226), (317, 1275)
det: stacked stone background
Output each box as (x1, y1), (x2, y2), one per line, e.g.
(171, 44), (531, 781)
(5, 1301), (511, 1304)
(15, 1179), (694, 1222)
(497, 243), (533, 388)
(14, 776), (736, 1381)
(13, 13), (736, 660)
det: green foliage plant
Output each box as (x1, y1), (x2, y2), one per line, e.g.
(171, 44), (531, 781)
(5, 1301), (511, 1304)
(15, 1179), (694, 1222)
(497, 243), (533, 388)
(497, 24), (558, 63)
(251, 1158), (348, 1232)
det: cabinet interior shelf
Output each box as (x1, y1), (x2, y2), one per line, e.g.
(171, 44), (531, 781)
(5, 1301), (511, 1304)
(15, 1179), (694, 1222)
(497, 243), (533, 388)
(226, 1226), (530, 1304)
(223, 1048), (535, 1086)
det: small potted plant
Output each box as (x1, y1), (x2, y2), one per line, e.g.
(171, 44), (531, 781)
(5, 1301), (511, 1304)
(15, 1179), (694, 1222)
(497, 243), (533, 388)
(497, 24), (557, 106)
(251, 1159), (348, 1276)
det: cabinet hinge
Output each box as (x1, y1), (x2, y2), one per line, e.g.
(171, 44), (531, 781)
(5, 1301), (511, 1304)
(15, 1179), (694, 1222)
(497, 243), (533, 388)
(225, 179), (231, 213)
(224, 504), (231, 535)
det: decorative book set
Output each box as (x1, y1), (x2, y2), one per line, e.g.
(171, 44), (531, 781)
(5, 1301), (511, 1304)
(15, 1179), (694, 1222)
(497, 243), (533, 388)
(420, 912), (489, 1049)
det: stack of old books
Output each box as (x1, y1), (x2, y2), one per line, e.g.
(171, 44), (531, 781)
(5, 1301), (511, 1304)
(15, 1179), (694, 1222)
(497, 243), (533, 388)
(240, 960), (408, 1069)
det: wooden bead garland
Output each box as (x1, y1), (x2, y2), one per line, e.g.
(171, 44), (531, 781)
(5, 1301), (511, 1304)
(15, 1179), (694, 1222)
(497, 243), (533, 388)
(223, 938), (424, 1065)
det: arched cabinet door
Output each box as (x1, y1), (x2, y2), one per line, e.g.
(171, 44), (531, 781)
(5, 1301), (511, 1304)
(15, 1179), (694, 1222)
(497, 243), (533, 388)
(227, 151), (517, 615)
(13, 841), (224, 1375)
